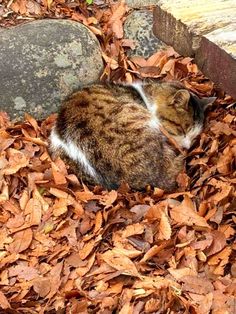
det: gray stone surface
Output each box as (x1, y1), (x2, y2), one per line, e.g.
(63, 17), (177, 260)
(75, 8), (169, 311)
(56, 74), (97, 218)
(126, 0), (159, 8)
(124, 10), (166, 58)
(0, 19), (104, 120)
(153, 0), (236, 98)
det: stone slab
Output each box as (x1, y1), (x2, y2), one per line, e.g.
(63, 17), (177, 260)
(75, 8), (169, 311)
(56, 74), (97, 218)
(0, 19), (104, 120)
(126, 0), (158, 8)
(153, 0), (236, 98)
(124, 10), (167, 58)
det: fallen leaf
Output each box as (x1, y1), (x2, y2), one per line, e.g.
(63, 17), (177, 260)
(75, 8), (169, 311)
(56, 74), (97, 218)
(170, 196), (210, 228)
(33, 277), (51, 298)
(121, 223), (144, 238)
(101, 249), (140, 277)
(4, 148), (29, 175)
(158, 208), (171, 240)
(0, 291), (10, 309)
(108, 0), (127, 39)
(8, 228), (33, 253)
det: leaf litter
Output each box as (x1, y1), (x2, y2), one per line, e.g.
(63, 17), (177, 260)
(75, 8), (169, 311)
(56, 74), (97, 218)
(0, 0), (236, 313)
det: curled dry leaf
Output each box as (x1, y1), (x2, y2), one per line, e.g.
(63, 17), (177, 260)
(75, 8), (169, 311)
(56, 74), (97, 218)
(108, 0), (128, 39)
(121, 223), (144, 238)
(139, 243), (167, 264)
(158, 208), (171, 240)
(51, 161), (67, 185)
(4, 148), (29, 175)
(205, 231), (226, 257)
(0, 291), (10, 310)
(79, 239), (97, 260)
(101, 249), (141, 278)
(100, 190), (117, 208)
(170, 196), (210, 228)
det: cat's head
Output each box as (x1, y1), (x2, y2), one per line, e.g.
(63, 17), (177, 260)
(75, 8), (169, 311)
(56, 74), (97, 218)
(143, 81), (216, 149)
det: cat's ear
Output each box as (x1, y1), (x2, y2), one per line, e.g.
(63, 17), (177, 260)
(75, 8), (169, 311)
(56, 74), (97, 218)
(172, 89), (191, 110)
(198, 96), (217, 111)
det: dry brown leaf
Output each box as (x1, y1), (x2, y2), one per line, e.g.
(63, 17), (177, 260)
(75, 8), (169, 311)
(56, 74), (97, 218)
(207, 179), (232, 203)
(79, 239), (96, 260)
(121, 223), (144, 238)
(25, 197), (42, 225)
(8, 264), (38, 281)
(46, 262), (63, 299)
(170, 196), (210, 228)
(0, 291), (10, 309)
(8, 228), (33, 253)
(26, 0), (42, 15)
(102, 53), (119, 70)
(100, 190), (117, 208)
(158, 209), (171, 240)
(138, 66), (161, 78)
(146, 51), (166, 67)
(51, 161), (67, 185)
(182, 276), (214, 294)
(6, 214), (24, 229)
(0, 182), (9, 204)
(93, 210), (103, 234)
(108, 0), (128, 39)
(52, 198), (68, 217)
(168, 267), (197, 280)
(133, 275), (175, 291)
(4, 148), (29, 175)
(49, 187), (69, 199)
(112, 247), (142, 259)
(33, 277), (51, 298)
(75, 189), (99, 202)
(139, 243), (168, 264)
(101, 249), (141, 277)
(145, 202), (166, 221)
(208, 246), (232, 266)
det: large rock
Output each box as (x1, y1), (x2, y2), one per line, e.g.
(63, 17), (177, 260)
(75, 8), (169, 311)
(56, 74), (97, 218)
(0, 19), (104, 120)
(126, 0), (158, 8)
(153, 0), (236, 98)
(124, 10), (167, 58)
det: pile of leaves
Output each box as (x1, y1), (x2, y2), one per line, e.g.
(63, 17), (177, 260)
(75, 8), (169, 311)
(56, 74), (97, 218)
(0, 0), (236, 313)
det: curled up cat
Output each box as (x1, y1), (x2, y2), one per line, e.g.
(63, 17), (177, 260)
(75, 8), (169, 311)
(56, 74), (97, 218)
(49, 81), (215, 192)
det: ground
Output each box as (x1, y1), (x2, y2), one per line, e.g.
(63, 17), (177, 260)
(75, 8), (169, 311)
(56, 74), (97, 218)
(0, 1), (235, 313)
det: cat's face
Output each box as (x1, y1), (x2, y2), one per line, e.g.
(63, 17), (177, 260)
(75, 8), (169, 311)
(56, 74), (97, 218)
(143, 82), (215, 149)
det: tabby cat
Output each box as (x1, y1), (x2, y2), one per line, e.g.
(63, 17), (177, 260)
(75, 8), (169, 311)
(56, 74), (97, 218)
(49, 81), (215, 191)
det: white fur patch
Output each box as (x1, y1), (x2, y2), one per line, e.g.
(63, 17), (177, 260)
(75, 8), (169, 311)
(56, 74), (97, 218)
(174, 124), (202, 149)
(50, 128), (98, 179)
(131, 82), (157, 116)
(148, 116), (160, 129)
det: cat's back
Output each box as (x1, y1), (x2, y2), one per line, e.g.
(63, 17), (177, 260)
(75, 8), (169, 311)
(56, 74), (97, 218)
(57, 83), (154, 139)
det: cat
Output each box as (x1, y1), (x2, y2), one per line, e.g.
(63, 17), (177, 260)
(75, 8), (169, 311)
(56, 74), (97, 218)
(49, 81), (215, 191)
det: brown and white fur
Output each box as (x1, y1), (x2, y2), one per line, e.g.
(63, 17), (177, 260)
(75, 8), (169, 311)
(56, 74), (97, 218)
(49, 81), (215, 191)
